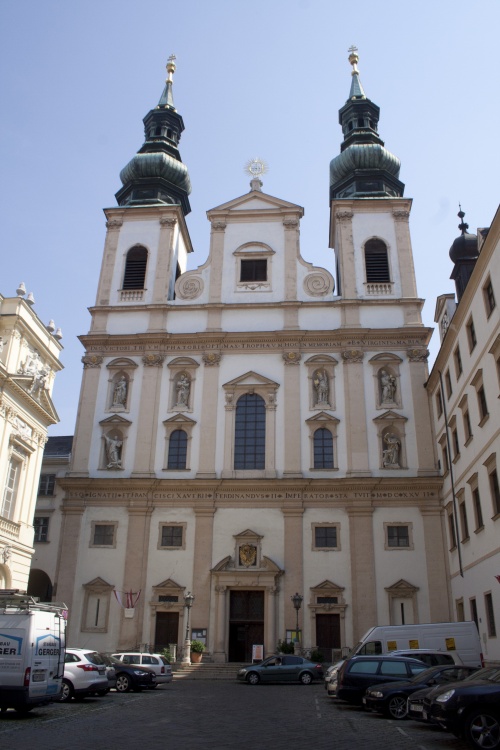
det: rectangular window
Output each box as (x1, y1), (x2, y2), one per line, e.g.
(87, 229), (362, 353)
(452, 428), (460, 459)
(240, 259), (267, 282)
(387, 525), (409, 548)
(459, 501), (469, 541)
(2, 458), (21, 520)
(456, 600), (465, 622)
(467, 317), (477, 352)
(314, 526), (338, 548)
(92, 524), (115, 546)
(33, 516), (49, 542)
(472, 487), (484, 530)
(470, 598), (479, 630)
(445, 370), (453, 399)
(38, 474), (56, 496)
(161, 525), (183, 547)
(436, 390), (443, 418)
(477, 386), (489, 422)
(489, 469), (500, 516)
(463, 410), (473, 443)
(448, 512), (457, 549)
(442, 444), (449, 474)
(454, 346), (463, 378)
(485, 593), (497, 637)
(483, 279), (496, 317)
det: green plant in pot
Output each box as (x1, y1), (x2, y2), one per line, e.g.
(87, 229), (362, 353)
(190, 640), (205, 663)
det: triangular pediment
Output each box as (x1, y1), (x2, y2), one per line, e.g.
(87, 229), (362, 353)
(163, 413), (196, 426)
(9, 376), (60, 423)
(99, 414), (132, 426)
(311, 579), (345, 592)
(385, 578), (419, 593)
(153, 578), (184, 591)
(373, 410), (408, 423)
(208, 190), (303, 215)
(223, 371), (279, 389)
(84, 576), (113, 590)
(234, 528), (263, 541)
(306, 411), (340, 425)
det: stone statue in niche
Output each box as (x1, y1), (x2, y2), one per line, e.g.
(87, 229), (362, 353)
(313, 369), (329, 405)
(105, 434), (123, 469)
(19, 349), (41, 376)
(380, 369), (397, 404)
(30, 367), (49, 398)
(175, 373), (191, 407)
(112, 375), (128, 408)
(382, 433), (401, 468)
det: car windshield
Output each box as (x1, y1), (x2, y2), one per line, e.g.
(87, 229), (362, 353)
(462, 667), (500, 683)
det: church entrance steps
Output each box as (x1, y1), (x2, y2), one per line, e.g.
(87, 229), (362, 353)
(172, 662), (246, 680)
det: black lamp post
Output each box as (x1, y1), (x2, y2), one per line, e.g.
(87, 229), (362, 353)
(182, 591), (195, 664)
(291, 592), (303, 644)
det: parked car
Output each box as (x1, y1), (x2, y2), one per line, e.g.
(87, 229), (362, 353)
(106, 656), (157, 692)
(333, 655), (427, 704)
(407, 666), (491, 721)
(363, 664), (479, 719)
(237, 654), (324, 685)
(423, 667), (500, 749)
(60, 648), (109, 702)
(112, 652), (172, 686)
(384, 649), (458, 667)
(96, 654), (117, 693)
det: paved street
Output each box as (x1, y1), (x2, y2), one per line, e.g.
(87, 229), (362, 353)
(0, 681), (470, 750)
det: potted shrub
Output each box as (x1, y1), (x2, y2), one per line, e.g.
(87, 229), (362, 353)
(190, 640), (205, 663)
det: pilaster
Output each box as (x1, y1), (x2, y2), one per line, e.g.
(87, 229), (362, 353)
(69, 356), (103, 475)
(282, 507), (304, 631)
(131, 355), (165, 476)
(118, 505), (153, 650)
(347, 504), (377, 643)
(196, 353), (221, 478)
(342, 350), (369, 475)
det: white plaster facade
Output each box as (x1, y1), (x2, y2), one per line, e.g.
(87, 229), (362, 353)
(427, 205), (500, 666)
(0, 291), (62, 592)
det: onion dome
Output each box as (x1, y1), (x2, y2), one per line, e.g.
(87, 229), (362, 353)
(330, 47), (404, 200)
(449, 207), (479, 301)
(116, 55), (191, 215)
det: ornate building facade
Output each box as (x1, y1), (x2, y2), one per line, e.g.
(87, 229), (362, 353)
(52, 51), (450, 660)
(0, 287), (62, 591)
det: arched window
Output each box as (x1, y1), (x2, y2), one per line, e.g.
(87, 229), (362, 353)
(365, 239), (390, 283)
(167, 430), (188, 470)
(313, 428), (334, 469)
(234, 394), (265, 469)
(123, 246), (147, 290)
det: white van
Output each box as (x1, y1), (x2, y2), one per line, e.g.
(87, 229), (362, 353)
(0, 591), (67, 713)
(350, 621), (483, 667)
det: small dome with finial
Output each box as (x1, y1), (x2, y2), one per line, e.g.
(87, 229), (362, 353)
(449, 206), (478, 263)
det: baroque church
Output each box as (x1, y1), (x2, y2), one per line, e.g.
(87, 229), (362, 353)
(54, 50), (450, 661)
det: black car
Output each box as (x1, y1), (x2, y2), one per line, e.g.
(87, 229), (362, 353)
(105, 655), (157, 692)
(407, 666), (489, 721)
(423, 667), (500, 749)
(363, 665), (479, 719)
(335, 655), (427, 704)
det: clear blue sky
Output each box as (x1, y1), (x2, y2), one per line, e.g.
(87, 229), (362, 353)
(1, 0), (499, 435)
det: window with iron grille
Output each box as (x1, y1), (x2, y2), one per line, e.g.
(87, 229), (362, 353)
(33, 516), (49, 542)
(93, 524), (115, 546)
(158, 595), (179, 602)
(161, 525), (183, 547)
(313, 428), (334, 469)
(167, 430), (188, 470)
(38, 473), (56, 496)
(234, 393), (265, 469)
(314, 526), (338, 548)
(122, 246), (147, 289)
(365, 239), (390, 283)
(317, 596), (338, 604)
(387, 525), (409, 547)
(240, 259), (267, 282)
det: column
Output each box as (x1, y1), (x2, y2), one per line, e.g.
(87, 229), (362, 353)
(282, 507), (304, 634)
(95, 216), (123, 308)
(407, 349), (439, 474)
(69, 356), (103, 476)
(206, 220), (226, 331)
(196, 353), (221, 478)
(131, 355), (165, 476)
(421, 506), (452, 621)
(118, 506), (153, 650)
(347, 505), (377, 643)
(342, 350), (369, 475)
(283, 216), (299, 329)
(265, 586), (278, 658)
(213, 585), (227, 662)
(55, 505), (85, 639)
(282, 352), (302, 477)
(191, 507), (216, 637)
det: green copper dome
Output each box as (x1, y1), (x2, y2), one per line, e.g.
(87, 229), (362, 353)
(116, 55), (192, 214)
(330, 48), (404, 200)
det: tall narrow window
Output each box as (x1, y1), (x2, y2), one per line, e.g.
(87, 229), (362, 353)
(313, 428), (334, 469)
(489, 469), (500, 516)
(483, 278), (496, 317)
(38, 473), (56, 496)
(463, 410), (473, 443)
(459, 501), (469, 541)
(448, 512), (457, 549)
(33, 516), (49, 542)
(485, 593), (497, 637)
(365, 239), (390, 283)
(167, 430), (188, 470)
(436, 390), (443, 418)
(122, 246), (147, 290)
(454, 346), (463, 378)
(2, 458), (21, 520)
(470, 598), (479, 629)
(234, 394), (265, 469)
(466, 317), (477, 352)
(472, 487), (484, 530)
(445, 370), (453, 399)
(477, 386), (489, 422)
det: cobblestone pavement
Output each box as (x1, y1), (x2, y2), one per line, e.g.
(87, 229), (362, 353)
(0, 681), (470, 750)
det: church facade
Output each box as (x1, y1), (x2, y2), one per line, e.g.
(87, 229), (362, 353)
(55, 51), (449, 660)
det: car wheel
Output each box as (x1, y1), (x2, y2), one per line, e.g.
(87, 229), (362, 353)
(115, 674), (132, 693)
(59, 679), (74, 702)
(246, 672), (260, 685)
(386, 695), (408, 720)
(299, 672), (313, 685)
(464, 708), (500, 750)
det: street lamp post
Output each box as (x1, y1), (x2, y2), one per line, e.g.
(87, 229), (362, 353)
(291, 593), (303, 654)
(182, 591), (195, 664)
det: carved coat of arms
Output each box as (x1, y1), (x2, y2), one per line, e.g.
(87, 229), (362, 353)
(239, 544), (257, 567)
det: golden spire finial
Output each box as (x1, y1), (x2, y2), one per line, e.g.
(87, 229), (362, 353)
(348, 45), (359, 76)
(166, 53), (177, 83)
